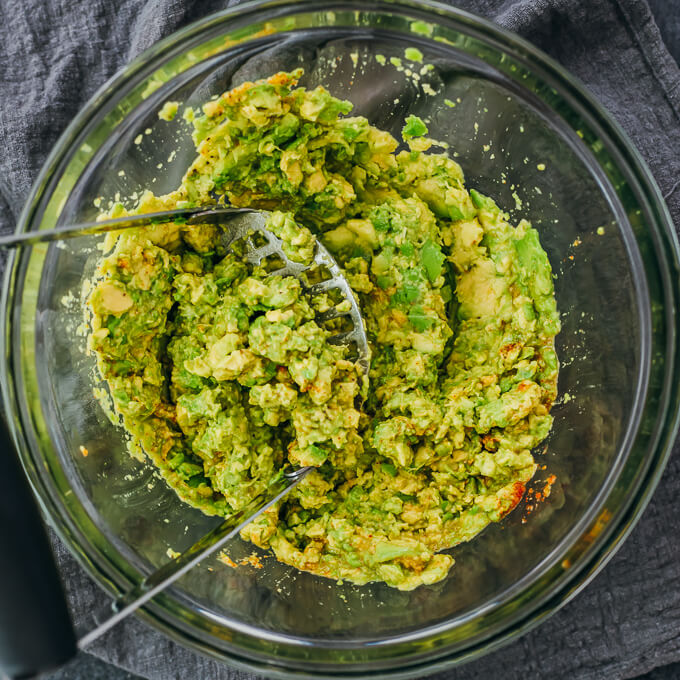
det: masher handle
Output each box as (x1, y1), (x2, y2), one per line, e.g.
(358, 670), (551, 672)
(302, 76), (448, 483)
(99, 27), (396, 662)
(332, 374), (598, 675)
(0, 415), (76, 678)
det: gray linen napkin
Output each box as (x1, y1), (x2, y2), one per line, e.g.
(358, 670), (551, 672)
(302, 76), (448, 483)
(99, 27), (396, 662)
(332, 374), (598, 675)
(1, 1), (679, 679)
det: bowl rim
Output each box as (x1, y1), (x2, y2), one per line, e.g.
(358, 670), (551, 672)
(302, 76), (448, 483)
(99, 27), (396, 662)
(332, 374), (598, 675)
(3, 0), (680, 675)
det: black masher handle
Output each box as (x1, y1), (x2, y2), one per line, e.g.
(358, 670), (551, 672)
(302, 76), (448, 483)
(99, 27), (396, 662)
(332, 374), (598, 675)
(0, 415), (76, 678)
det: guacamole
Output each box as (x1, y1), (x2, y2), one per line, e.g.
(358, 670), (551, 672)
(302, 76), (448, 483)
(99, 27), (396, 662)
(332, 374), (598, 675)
(88, 70), (560, 590)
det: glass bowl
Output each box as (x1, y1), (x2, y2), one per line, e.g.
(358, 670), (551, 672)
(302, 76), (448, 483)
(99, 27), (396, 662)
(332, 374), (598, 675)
(3, 0), (680, 676)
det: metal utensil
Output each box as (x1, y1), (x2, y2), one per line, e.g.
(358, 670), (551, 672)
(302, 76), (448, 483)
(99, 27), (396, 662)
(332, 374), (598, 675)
(77, 466), (312, 649)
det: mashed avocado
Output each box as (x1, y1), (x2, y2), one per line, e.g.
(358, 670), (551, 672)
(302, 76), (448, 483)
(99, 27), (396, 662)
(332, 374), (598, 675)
(88, 69), (560, 590)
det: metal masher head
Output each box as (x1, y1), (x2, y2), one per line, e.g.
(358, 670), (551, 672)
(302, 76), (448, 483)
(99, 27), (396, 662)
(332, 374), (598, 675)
(211, 211), (370, 377)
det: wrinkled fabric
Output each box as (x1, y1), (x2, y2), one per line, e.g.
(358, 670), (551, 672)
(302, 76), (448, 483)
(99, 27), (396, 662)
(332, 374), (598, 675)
(1, 1), (679, 679)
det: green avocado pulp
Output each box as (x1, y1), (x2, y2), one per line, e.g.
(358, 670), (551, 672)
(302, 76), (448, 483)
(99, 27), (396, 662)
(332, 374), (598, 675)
(88, 70), (560, 590)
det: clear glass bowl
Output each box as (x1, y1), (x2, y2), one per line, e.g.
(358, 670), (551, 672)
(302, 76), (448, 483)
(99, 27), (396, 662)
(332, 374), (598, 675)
(3, 1), (680, 676)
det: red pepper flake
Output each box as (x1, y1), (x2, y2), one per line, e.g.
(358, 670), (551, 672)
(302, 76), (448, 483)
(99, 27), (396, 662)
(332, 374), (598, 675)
(218, 553), (238, 568)
(243, 553), (264, 569)
(509, 481), (526, 508)
(542, 474), (557, 499)
(217, 552), (266, 570)
(521, 473), (558, 523)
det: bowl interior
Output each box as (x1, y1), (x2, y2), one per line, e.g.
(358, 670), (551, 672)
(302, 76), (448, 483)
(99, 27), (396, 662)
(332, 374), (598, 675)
(10, 4), (659, 669)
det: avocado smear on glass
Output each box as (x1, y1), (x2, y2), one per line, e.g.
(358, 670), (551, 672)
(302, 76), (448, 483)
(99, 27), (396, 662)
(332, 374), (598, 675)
(88, 70), (560, 591)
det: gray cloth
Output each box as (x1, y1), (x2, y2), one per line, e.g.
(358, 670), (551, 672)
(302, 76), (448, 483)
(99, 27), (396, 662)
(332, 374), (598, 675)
(649, 0), (680, 64)
(1, 0), (679, 679)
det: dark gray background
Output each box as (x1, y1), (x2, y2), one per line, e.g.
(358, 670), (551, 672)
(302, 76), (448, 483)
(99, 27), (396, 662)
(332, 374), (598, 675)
(0, 0), (676, 679)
